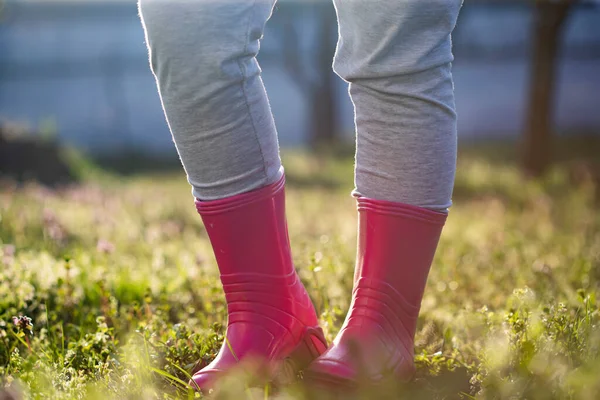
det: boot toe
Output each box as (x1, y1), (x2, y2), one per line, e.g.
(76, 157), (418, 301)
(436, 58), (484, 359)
(189, 368), (223, 394)
(304, 357), (358, 389)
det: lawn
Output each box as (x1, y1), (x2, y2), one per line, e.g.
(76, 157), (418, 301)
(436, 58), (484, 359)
(1, 146), (599, 399)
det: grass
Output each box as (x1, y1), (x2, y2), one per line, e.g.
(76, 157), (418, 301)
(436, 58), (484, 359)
(1, 145), (599, 399)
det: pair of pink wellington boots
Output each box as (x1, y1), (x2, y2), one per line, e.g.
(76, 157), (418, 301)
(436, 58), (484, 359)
(190, 175), (446, 392)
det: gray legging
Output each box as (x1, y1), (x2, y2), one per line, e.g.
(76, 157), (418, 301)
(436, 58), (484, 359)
(138, 0), (462, 211)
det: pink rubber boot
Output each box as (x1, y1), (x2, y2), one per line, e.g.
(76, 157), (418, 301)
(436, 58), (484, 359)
(305, 197), (447, 388)
(190, 175), (327, 392)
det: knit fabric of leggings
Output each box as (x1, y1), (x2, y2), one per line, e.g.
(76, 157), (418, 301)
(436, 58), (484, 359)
(139, 0), (462, 211)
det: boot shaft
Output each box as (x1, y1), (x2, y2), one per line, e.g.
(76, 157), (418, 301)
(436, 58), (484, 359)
(195, 176), (293, 277)
(194, 174), (320, 341)
(351, 197), (447, 340)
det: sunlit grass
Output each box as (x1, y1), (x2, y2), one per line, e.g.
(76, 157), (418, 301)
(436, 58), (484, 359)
(1, 147), (599, 399)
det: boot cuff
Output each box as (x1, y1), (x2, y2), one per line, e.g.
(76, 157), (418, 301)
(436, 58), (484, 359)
(357, 197), (447, 226)
(196, 175), (285, 215)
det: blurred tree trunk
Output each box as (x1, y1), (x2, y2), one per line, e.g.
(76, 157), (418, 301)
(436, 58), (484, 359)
(522, 0), (574, 176)
(308, 4), (338, 148)
(281, 3), (339, 149)
(0, 1), (4, 156)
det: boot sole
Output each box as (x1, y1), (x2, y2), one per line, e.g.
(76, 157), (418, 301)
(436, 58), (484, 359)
(303, 369), (359, 392)
(303, 366), (415, 393)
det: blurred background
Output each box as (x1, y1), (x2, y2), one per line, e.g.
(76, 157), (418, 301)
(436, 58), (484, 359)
(0, 0), (599, 181)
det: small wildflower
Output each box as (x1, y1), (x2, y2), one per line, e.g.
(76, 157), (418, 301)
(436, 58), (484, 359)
(96, 239), (115, 254)
(0, 319), (6, 338)
(2, 244), (15, 257)
(2, 244), (16, 265)
(42, 208), (68, 243)
(12, 315), (34, 335)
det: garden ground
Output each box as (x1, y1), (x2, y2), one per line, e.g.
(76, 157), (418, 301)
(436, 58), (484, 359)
(1, 141), (600, 399)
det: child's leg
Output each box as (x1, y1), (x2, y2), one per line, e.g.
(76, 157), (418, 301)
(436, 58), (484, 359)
(335, 0), (461, 211)
(138, 1), (327, 392)
(306, 0), (462, 385)
(139, 0), (282, 201)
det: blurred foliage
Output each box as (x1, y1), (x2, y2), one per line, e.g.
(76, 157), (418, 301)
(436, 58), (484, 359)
(0, 144), (599, 399)
(0, 121), (83, 187)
